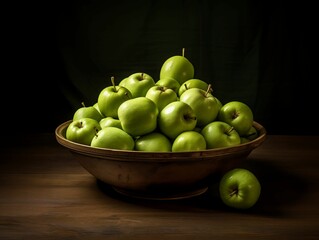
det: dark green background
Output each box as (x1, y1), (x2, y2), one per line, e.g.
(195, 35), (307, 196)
(3, 0), (315, 135)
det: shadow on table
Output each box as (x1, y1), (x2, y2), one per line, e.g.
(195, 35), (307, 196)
(95, 159), (308, 217)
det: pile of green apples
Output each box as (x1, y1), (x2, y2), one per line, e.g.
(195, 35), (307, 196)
(65, 48), (262, 209)
(66, 48), (258, 152)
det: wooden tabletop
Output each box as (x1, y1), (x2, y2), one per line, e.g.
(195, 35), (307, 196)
(1, 134), (319, 239)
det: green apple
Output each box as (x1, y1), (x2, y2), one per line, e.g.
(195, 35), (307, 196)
(201, 121), (241, 149)
(73, 102), (104, 122)
(118, 77), (129, 87)
(145, 85), (178, 112)
(240, 126), (258, 143)
(218, 101), (254, 136)
(66, 118), (101, 145)
(97, 77), (132, 118)
(123, 72), (155, 98)
(178, 78), (209, 97)
(91, 127), (134, 150)
(155, 77), (181, 93)
(158, 101), (197, 139)
(179, 85), (220, 127)
(118, 97), (158, 137)
(93, 102), (103, 115)
(135, 132), (172, 152)
(159, 48), (194, 85)
(215, 97), (223, 109)
(172, 131), (206, 152)
(99, 117), (122, 129)
(219, 168), (261, 209)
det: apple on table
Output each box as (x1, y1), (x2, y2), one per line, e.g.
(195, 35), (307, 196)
(219, 168), (261, 209)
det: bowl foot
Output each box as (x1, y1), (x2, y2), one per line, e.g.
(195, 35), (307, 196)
(112, 186), (208, 200)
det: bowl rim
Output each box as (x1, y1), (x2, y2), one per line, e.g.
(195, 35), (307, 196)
(55, 120), (267, 162)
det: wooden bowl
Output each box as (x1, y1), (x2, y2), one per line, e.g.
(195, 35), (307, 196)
(55, 120), (267, 200)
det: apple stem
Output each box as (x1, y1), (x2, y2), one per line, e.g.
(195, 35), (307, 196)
(81, 102), (86, 107)
(205, 84), (212, 96)
(227, 127), (234, 135)
(184, 83), (188, 90)
(111, 76), (116, 91)
(229, 189), (238, 197)
(182, 48), (185, 57)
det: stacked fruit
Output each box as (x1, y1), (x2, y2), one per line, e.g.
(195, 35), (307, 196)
(66, 49), (258, 152)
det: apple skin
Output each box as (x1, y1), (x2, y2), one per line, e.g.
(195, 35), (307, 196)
(201, 121), (241, 149)
(97, 85), (132, 119)
(178, 78), (209, 97)
(218, 101), (254, 136)
(93, 102), (103, 115)
(158, 101), (197, 139)
(179, 88), (220, 128)
(135, 132), (172, 152)
(118, 97), (158, 137)
(123, 72), (155, 98)
(172, 131), (206, 152)
(160, 55), (194, 85)
(219, 168), (261, 209)
(155, 77), (181, 93)
(99, 117), (122, 129)
(240, 126), (258, 143)
(66, 118), (101, 146)
(91, 127), (134, 150)
(73, 103), (104, 122)
(145, 85), (178, 112)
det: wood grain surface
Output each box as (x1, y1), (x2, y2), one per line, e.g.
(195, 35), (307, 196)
(1, 134), (319, 239)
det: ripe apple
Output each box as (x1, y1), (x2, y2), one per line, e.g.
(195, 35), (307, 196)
(99, 117), (122, 129)
(159, 48), (194, 85)
(97, 77), (132, 119)
(172, 131), (206, 152)
(66, 118), (101, 145)
(155, 77), (181, 93)
(219, 168), (261, 209)
(135, 132), (172, 152)
(218, 101), (254, 136)
(91, 127), (134, 150)
(158, 101), (197, 139)
(201, 121), (241, 149)
(118, 97), (158, 137)
(178, 78), (209, 97)
(123, 72), (155, 98)
(73, 102), (104, 122)
(145, 85), (178, 112)
(179, 85), (220, 127)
